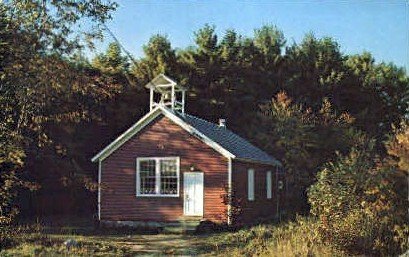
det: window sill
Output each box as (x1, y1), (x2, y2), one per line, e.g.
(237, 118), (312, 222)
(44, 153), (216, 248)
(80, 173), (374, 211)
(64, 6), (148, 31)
(136, 194), (180, 198)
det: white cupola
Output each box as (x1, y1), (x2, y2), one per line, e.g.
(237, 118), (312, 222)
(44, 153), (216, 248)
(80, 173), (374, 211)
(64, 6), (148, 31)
(145, 74), (187, 114)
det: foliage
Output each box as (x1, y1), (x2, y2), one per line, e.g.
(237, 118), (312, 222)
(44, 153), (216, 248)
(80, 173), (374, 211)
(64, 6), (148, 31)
(386, 120), (409, 172)
(92, 42), (128, 74)
(131, 34), (178, 83)
(308, 139), (408, 256)
(345, 54), (409, 137)
(220, 186), (243, 225)
(0, 0), (118, 225)
(284, 34), (346, 108)
(256, 91), (356, 213)
(199, 217), (346, 257)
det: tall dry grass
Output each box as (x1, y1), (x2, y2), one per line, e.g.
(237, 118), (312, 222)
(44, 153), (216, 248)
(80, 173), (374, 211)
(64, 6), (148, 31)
(200, 217), (347, 257)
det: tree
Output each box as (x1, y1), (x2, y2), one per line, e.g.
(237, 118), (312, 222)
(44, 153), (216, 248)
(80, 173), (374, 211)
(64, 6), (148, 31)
(344, 53), (409, 138)
(254, 25), (285, 61)
(284, 33), (346, 108)
(255, 92), (355, 213)
(131, 34), (178, 83)
(0, 0), (118, 225)
(92, 42), (128, 74)
(177, 25), (225, 122)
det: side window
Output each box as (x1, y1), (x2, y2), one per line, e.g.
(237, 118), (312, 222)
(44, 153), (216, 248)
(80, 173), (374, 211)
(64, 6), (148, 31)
(266, 171), (272, 199)
(248, 168), (254, 201)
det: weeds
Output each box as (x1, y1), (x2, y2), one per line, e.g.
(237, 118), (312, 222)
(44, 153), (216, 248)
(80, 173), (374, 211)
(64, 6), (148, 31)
(199, 216), (347, 257)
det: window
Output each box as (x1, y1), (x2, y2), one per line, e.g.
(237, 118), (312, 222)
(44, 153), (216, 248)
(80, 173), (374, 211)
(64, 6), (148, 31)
(266, 171), (272, 199)
(137, 157), (180, 197)
(160, 159), (178, 195)
(248, 169), (254, 201)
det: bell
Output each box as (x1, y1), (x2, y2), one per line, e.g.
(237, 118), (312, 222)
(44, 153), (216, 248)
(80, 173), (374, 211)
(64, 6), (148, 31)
(162, 92), (171, 101)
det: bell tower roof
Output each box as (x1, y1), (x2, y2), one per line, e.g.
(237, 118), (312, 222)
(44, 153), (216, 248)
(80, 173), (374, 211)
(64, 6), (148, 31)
(145, 74), (187, 113)
(145, 74), (186, 91)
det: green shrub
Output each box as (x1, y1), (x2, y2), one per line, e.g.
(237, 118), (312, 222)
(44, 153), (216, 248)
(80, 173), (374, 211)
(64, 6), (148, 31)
(308, 142), (408, 256)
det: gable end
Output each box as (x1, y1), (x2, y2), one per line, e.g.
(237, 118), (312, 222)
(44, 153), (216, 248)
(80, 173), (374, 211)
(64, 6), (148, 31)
(91, 106), (235, 162)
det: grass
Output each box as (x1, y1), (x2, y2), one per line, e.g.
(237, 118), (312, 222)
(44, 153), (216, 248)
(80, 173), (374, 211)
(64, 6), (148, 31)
(1, 233), (134, 257)
(1, 217), (349, 257)
(0, 231), (202, 256)
(197, 217), (348, 257)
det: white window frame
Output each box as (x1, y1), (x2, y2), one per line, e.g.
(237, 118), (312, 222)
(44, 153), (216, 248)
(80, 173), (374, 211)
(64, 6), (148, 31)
(266, 171), (272, 199)
(136, 156), (180, 197)
(248, 168), (255, 201)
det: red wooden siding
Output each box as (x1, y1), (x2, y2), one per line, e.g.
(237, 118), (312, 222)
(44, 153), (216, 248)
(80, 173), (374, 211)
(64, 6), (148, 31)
(231, 160), (284, 224)
(100, 115), (228, 223)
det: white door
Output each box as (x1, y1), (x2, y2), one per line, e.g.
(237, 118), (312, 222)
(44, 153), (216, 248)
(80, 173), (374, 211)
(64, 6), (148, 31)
(183, 172), (204, 216)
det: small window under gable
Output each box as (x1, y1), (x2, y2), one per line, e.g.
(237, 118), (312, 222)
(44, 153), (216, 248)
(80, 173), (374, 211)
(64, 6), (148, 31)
(248, 168), (255, 201)
(136, 157), (180, 197)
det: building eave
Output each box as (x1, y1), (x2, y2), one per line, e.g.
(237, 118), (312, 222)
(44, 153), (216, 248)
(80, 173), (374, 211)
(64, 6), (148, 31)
(234, 157), (282, 167)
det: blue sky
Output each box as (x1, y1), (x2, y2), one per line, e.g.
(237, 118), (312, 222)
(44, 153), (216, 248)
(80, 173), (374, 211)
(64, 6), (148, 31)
(91, 0), (408, 69)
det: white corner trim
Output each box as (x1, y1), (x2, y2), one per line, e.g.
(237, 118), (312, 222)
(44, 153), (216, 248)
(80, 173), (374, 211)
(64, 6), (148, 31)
(98, 160), (101, 220)
(91, 106), (162, 162)
(227, 158), (232, 225)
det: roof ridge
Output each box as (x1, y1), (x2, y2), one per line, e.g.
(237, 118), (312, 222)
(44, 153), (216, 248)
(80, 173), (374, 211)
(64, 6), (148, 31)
(183, 112), (239, 134)
(184, 112), (258, 141)
(183, 112), (217, 125)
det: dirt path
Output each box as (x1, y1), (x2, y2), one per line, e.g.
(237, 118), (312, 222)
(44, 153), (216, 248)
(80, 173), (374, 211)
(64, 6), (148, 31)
(119, 234), (199, 256)
(89, 234), (211, 256)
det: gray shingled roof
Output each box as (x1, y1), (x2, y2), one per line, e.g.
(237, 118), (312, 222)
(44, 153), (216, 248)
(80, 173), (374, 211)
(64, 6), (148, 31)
(176, 113), (281, 166)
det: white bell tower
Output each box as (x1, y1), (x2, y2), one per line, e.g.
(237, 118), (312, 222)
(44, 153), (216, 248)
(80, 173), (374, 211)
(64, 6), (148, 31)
(145, 74), (187, 114)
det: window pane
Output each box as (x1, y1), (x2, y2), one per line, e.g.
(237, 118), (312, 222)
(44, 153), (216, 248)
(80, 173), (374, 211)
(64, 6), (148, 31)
(139, 160), (156, 195)
(160, 159), (178, 195)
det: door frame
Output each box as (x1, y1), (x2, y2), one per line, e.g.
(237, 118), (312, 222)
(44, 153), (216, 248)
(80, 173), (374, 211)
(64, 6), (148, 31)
(183, 172), (204, 216)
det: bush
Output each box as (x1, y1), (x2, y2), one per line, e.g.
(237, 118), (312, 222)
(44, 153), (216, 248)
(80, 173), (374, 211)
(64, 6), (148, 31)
(308, 141), (408, 256)
(0, 222), (43, 250)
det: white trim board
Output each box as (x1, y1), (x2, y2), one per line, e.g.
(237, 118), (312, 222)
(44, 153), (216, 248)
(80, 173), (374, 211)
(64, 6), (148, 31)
(91, 106), (162, 162)
(227, 158), (232, 225)
(98, 160), (101, 220)
(91, 105), (235, 163)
